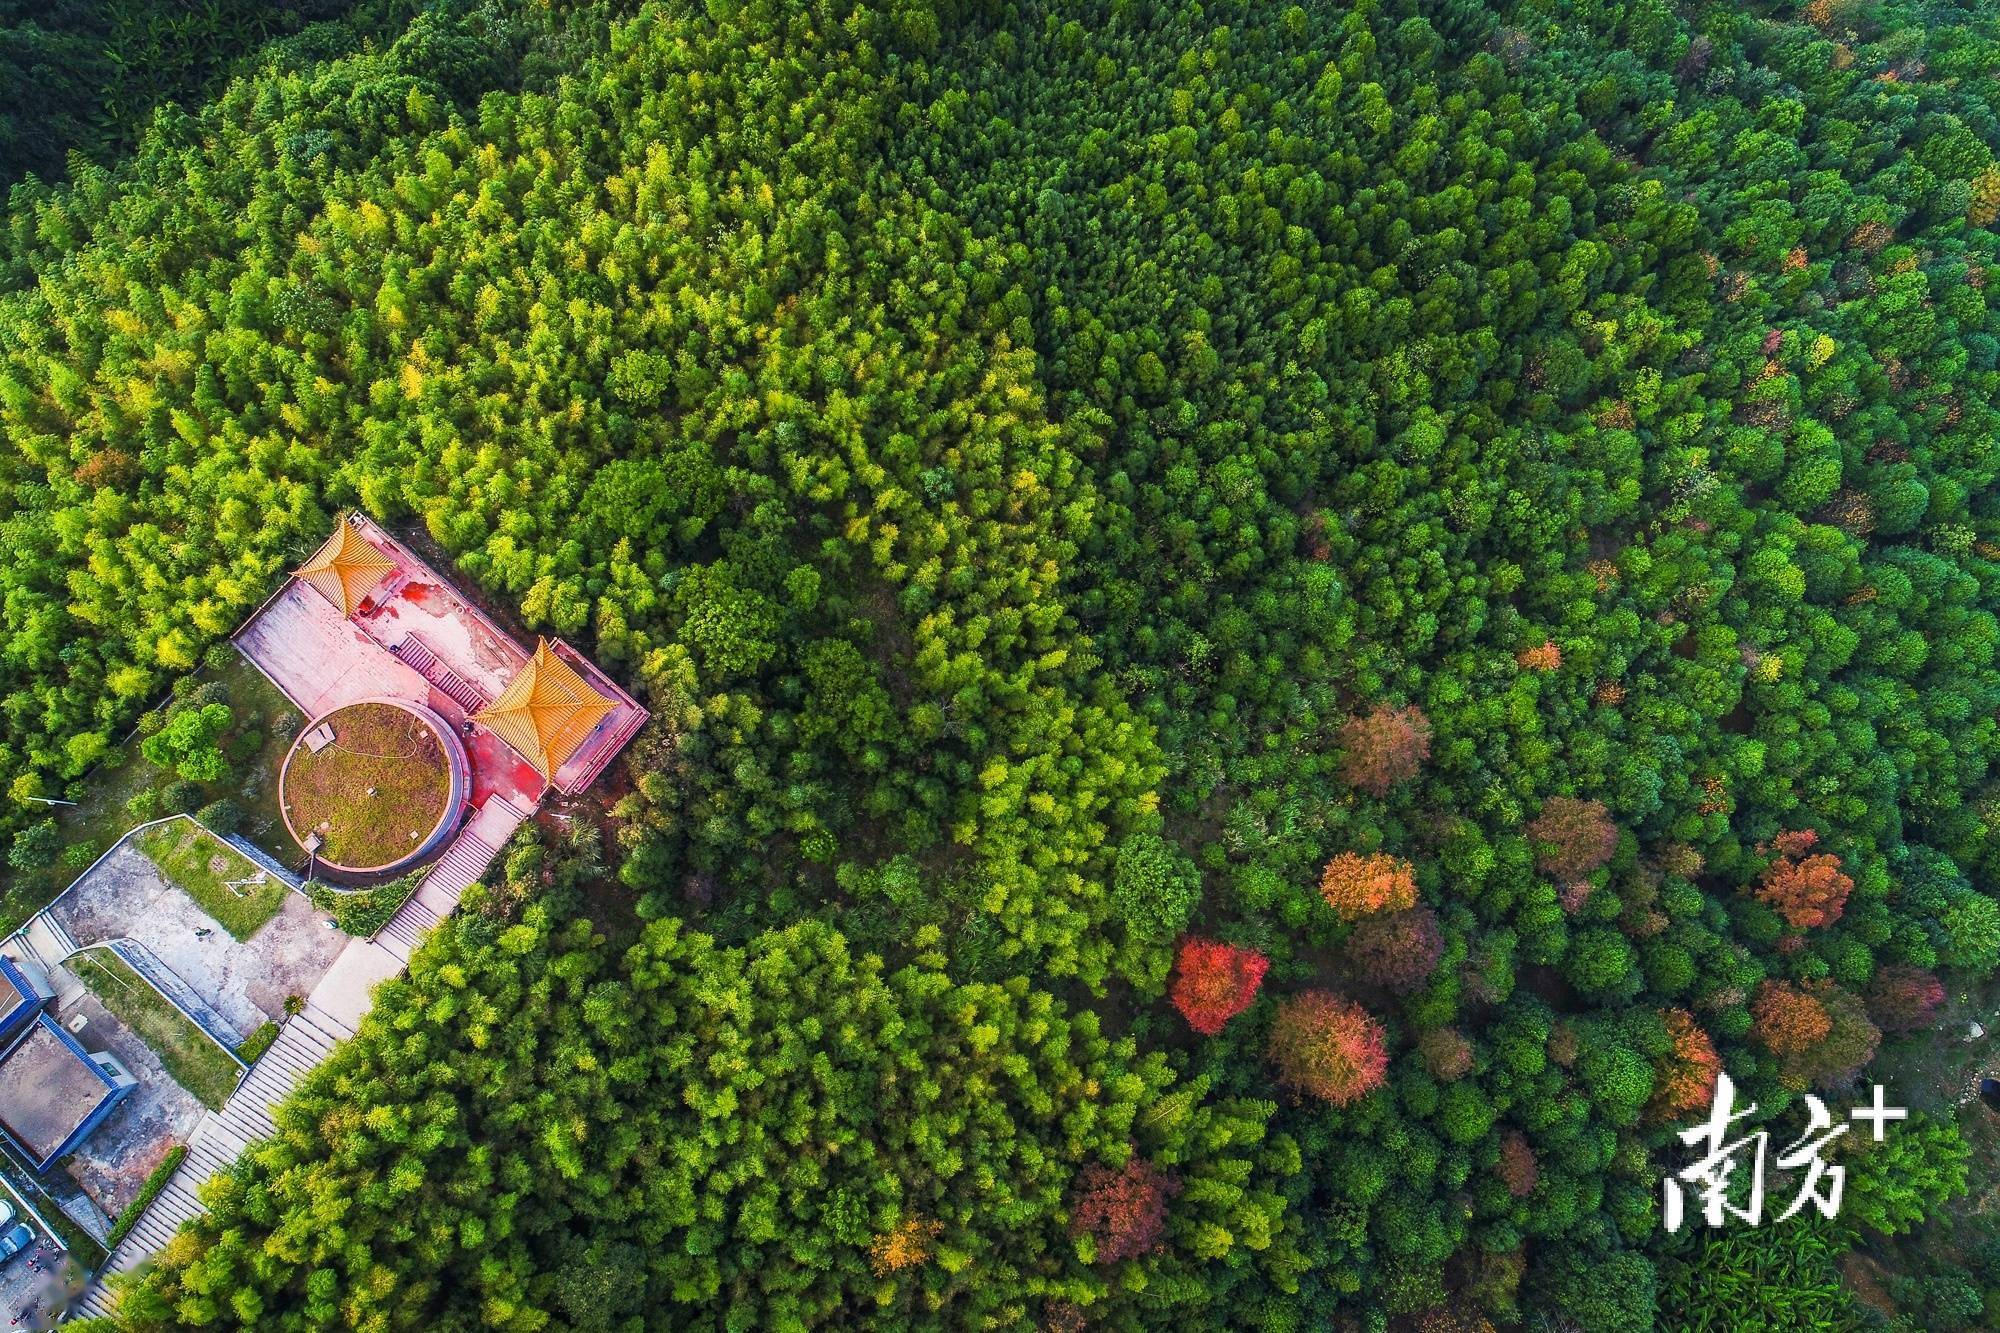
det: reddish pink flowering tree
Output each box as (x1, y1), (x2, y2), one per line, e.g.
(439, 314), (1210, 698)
(1169, 938), (1269, 1035)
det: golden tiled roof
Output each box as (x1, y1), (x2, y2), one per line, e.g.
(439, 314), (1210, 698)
(294, 519), (394, 617)
(474, 639), (617, 781)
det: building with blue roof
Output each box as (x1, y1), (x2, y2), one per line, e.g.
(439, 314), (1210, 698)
(0, 957), (136, 1171)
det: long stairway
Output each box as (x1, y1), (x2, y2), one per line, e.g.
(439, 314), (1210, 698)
(368, 814), (507, 963)
(66, 1002), (356, 1320)
(65, 801), (527, 1323)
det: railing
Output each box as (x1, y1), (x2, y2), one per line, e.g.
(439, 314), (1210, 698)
(98, 940), (249, 1060)
(220, 833), (302, 892)
(389, 634), (489, 713)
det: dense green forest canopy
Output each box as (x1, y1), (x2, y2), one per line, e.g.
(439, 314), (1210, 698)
(0, 0), (412, 193)
(0, 0), (1996, 1327)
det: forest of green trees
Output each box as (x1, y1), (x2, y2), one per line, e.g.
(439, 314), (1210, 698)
(2, 0), (1998, 1327)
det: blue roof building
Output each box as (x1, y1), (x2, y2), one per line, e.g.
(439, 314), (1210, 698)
(0, 955), (45, 1046)
(0, 1009), (136, 1172)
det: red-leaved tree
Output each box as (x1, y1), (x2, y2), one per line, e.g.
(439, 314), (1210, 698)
(1338, 704), (1431, 796)
(1268, 991), (1388, 1105)
(1319, 852), (1418, 920)
(1417, 1025), (1473, 1081)
(1525, 797), (1618, 879)
(1755, 832), (1853, 930)
(1649, 1008), (1721, 1120)
(1169, 938), (1269, 1035)
(1865, 965), (1945, 1033)
(1346, 905), (1443, 993)
(1069, 1157), (1181, 1264)
(1496, 1129), (1538, 1198)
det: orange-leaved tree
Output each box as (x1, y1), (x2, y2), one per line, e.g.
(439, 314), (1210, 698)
(1319, 852), (1418, 921)
(1755, 830), (1853, 930)
(1750, 979), (1831, 1055)
(1268, 991), (1388, 1105)
(1649, 1009), (1721, 1120)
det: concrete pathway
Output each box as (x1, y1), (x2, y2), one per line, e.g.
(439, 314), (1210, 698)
(49, 842), (345, 1038)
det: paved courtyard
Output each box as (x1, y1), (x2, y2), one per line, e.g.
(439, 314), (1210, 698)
(53, 992), (205, 1219)
(49, 843), (345, 1038)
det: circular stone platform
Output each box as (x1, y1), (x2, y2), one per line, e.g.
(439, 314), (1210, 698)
(279, 698), (468, 878)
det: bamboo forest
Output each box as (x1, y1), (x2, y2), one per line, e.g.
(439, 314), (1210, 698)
(0, 0), (1997, 1328)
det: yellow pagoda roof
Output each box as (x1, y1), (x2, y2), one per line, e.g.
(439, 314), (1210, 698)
(474, 639), (617, 781)
(294, 520), (394, 617)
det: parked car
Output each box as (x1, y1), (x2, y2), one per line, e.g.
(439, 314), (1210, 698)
(0, 1199), (13, 1231)
(0, 1224), (32, 1261)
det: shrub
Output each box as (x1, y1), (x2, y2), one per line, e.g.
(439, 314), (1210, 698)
(1563, 928), (1638, 997)
(182, 679), (232, 710)
(1346, 906), (1443, 993)
(141, 701), (233, 783)
(159, 780), (205, 815)
(1888, 1274), (1984, 1330)
(107, 1146), (190, 1248)
(1268, 991), (1388, 1106)
(236, 1022), (280, 1064)
(308, 872), (424, 939)
(1526, 797), (1618, 879)
(1068, 1157), (1180, 1264)
(197, 799), (244, 835)
(7, 819), (60, 871)
(1109, 833), (1202, 941)
(1839, 1111), (1970, 1236)
(1530, 1249), (1656, 1333)
(1319, 852), (1418, 921)
(1337, 704), (1431, 796)
(1939, 889), (2000, 971)
(1658, 1225), (1856, 1331)
(1168, 938), (1268, 1035)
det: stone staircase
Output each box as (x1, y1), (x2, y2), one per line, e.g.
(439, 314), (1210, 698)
(390, 634), (489, 714)
(67, 1002), (356, 1320)
(18, 911), (79, 980)
(369, 816), (507, 964)
(64, 803), (529, 1323)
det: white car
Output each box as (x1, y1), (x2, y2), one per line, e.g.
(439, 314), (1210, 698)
(0, 1199), (13, 1231)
